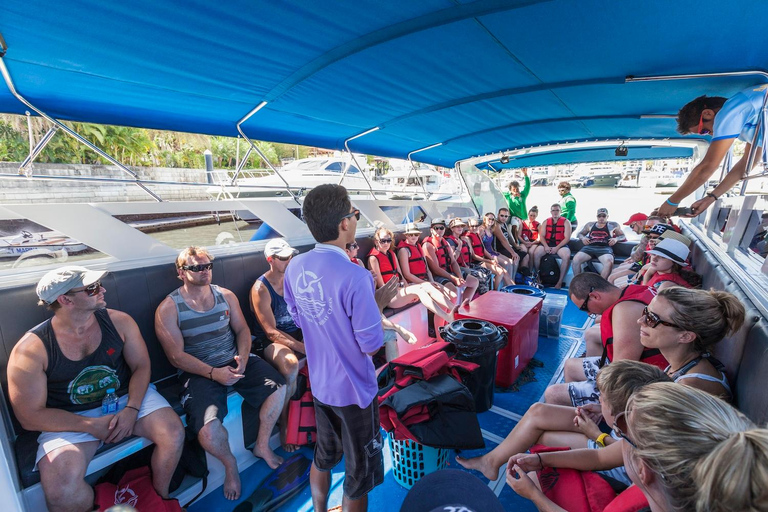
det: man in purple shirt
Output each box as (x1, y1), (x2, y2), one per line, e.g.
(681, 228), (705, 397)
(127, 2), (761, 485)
(284, 184), (384, 512)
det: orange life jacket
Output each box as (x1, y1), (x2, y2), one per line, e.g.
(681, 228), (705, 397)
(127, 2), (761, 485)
(545, 216), (567, 245)
(466, 231), (484, 258)
(423, 236), (453, 273)
(445, 234), (471, 266)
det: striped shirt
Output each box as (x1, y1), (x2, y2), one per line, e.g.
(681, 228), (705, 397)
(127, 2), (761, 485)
(168, 285), (237, 368)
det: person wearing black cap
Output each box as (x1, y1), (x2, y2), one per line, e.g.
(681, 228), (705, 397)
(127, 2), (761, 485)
(400, 469), (504, 512)
(571, 208), (625, 280)
(8, 266), (185, 512)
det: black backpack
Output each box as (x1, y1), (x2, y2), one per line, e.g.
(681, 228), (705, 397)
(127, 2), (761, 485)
(539, 254), (560, 286)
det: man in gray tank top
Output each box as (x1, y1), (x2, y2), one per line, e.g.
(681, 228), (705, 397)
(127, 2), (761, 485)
(250, 238), (304, 453)
(155, 247), (286, 501)
(7, 266), (185, 512)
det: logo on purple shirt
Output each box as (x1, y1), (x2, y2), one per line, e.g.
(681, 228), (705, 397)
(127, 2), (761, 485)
(294, 269), (333, 325)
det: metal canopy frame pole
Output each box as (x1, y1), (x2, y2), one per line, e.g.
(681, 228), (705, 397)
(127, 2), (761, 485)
(0, 41), (162, 202)
(739, 89), (768, 195)
(235, 101), (301, 206)
(19, 124), (58, 175)
(339, 127), (379, 200)
(407, 143), (442, 200)
(625, 70), (768, 83)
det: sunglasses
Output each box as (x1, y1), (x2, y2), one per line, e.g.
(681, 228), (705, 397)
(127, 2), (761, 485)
(378, 238), (392, 244)
(597, 214), (607, 218)
(612, 411), (636, 448)
(498, 215), (509, 219)
(341, 209), (361, 222)
(646, 234), (660, 240)
(579, 286), (596, 317)
(180, 262), (214, 272)
(486, 218), (495, 222)
(432, 225), (446, 231)
(406, 233), (420, 238)
(641, 306), (681, 329)
(346, 242), (359, 249)
(273, 254), (293, 261)
(67, 281), (102, 297)
(696, 111), (712, 135)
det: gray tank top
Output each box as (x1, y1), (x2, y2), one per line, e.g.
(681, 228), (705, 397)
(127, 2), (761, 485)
(168, 285), (237, 368)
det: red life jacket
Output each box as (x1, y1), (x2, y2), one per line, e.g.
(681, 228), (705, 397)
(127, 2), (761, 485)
(600, 285), (667, 369)
(397, 240), (428, 280)
(369, 247), (400, 284)
(445, 234), (471, 266)
(285, 366), (316, 446)
(521, 219), (539, 241)
(604, 485), (650, 512)
(349, 256), (364, 268)
(424, 236), (453, 273)
(466, 231), (484, 257)
(647, 271), (692, 290)
(545, 216), (567, 245)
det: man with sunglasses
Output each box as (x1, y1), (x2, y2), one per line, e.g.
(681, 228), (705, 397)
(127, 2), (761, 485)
(543, 273), (667, 408)
(8, 266), (185, 512)
(283, 184), (385, 512)
(658, 84), (768, 218)
(250, 238), (304, 453)
(156, 247), (286, 501)
(571, 208), (625, 280)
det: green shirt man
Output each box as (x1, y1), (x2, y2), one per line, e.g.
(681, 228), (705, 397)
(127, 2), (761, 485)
(502, 168), (530, 220)
(558, 182), (577, 227)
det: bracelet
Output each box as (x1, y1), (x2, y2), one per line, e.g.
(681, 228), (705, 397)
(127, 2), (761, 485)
(665, 198), (679, 207)
(706, 192), (719, 200)
(595, 432), (609, 447)
(126, 405), (140, 413)
(536, 452), (544, 469)
(209, 367), (215, 381)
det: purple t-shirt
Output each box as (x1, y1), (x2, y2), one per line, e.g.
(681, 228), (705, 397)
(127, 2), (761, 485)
(284, 243), (383, 408)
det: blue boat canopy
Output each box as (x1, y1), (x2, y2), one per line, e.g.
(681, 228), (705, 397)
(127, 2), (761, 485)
(1, 0), (766, 168)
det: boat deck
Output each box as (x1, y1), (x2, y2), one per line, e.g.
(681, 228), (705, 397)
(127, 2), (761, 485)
(189, 289), (590, 512)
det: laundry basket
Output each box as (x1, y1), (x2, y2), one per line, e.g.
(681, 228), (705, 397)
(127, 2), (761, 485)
(388, 437), (449, 489)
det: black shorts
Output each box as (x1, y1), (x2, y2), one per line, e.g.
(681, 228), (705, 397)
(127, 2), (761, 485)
(180, 355), (285, 435)
(579, 245), (614, 258)
(313, 398), (384, 500)
(629, 262), (642, 273)
(252, 329), (303, 359)
(435, 276), (453, 286)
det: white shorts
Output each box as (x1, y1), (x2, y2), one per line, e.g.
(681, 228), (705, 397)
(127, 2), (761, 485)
(35, 384), (171, 469)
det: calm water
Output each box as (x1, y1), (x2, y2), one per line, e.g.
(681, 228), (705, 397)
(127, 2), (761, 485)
(1, 186), (673, 271)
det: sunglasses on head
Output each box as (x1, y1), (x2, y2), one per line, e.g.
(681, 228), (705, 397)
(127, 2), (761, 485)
(341, 209), (361, 222)
(67, 281), (102, 297)
(180, 262), (213, 272)
(696, 111), (712, 135)
(641, 306), (681, 329)
(612, 411), (636, 448)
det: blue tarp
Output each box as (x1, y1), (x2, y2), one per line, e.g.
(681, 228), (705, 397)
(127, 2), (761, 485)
(1, 0), (765, 167)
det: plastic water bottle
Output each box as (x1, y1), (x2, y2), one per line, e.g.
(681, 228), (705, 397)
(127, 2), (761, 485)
(101, 388), (119, 415)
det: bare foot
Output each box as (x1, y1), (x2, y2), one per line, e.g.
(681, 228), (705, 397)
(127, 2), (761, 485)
(223, 463), (241, 500)
(279, 428), (299, 453)
(455, 454), (498, 481)
(253, 444), (284, 469)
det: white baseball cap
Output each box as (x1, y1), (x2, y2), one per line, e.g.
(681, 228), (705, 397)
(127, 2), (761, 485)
(36, 265), (107, 304)
(264, 238), (299, 258)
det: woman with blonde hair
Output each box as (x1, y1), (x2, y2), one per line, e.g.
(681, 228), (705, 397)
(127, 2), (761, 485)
(368, 227), (456, 323)
(507, 382), (768, 512)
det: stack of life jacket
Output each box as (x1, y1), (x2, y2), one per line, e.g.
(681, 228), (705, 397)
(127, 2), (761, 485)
(378, 341), (485, 449)
(285, 366), (317, 446)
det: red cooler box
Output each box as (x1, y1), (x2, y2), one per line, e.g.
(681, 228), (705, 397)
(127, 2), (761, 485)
(455, 291), (542, 387)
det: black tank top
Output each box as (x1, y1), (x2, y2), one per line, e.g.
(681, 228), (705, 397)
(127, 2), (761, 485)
(586, 223), (612, 246)
(31, 308), (131, 412)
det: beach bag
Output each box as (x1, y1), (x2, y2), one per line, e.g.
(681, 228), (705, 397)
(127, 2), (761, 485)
(539, 254), (560, 286)
(286, 366), (317, 446)
(94, 466), (182, 512)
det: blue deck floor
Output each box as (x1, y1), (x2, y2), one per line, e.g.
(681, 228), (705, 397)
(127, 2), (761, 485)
(190, 288), (590, 511)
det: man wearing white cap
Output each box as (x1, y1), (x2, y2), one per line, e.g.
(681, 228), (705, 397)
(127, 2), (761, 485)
(7, 266), (184, 512)
(156, 247), (286, 501)
(250, 238), (304, 452)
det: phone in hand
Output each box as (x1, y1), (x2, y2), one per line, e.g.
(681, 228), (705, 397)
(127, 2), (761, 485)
(673, 206), (693, 217)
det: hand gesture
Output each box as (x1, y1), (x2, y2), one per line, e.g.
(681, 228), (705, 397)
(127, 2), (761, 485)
(212, 366), (245, 386)
(521, 167), (528, 177)
(508, 453), (542, 473)
(233, 354), (247, 375)
(690, 196), (716, 217)
(506, 464), (538, 500)
(374, 277), (399, 312)
(106, 406), (139, 443)
(579, 403), (604, 425)
(574, 406), (602, 440)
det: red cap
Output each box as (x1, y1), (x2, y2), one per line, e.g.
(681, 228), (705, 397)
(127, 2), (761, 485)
(624, 212), (648, 226)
